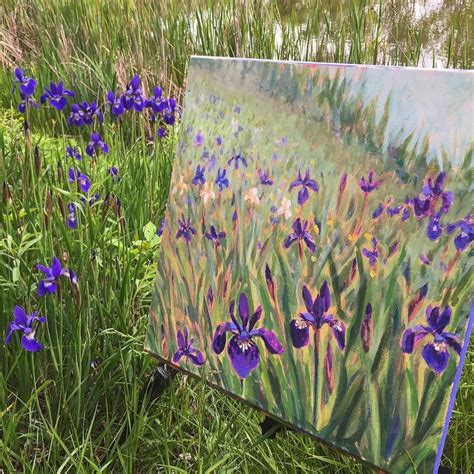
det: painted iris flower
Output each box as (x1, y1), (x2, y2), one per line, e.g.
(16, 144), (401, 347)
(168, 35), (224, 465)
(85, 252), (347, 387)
(289, 169), (319, 205)
(228, 153), (247, 169)
(192, 165), (206, 185)
(290, 282), (345, 350)
(446, 214), (474, 251)
(40, 82), (74, 110)
(402, 305), (462, 374)
(172, 328), (205, 367)
(36, 256), (65, 297)
(387, 197), (412, 221)
(284, 218), (316, 253)
(85, 132), (109, 157)
(176, 215), (197, 243)
(212, 293), (284, 379)
(5, 306), (46, 352)
(14, 68), (36, 96)
(426, 213), (443, 241)
(359, 170), (382, 193)
(362, 238), (379, 267)
(257, 169), (274, 185)
(205, 225), (226, 247)
(215, 168), (229, 191)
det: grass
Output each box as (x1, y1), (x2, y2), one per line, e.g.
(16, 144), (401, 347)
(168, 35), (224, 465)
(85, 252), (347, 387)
(0, 0), (472, 472)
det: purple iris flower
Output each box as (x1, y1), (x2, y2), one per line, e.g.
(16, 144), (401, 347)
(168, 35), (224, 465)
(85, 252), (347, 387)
(212, 293), (284, 379)
(161, 98), (177, 125)
(157, 127), (168, 139)
(66, 203), (78, 229)
(121, 75), (146, 112)
(205, 225), (226, 247)
(257, 169), (274, 185)
(68, 102), (103, 126)
(147, 87), (166, 113)
(108, 166), (120, 181)
(215, 136), (222, 146)
(401, 305), (462, 374)
(289, 169), (319, 205)
(359, 170), (382, 194)
(66, 146), (82, 161)
(284, 218), (316, 253)
(176, 215), (196, 243)
(68, 167), (91, 193)
(5, 306), (46, 352)
(227, 153), (247, 169)
(36, 256), (65, 296)
(191, 165), (206, 185)
(388, 197), (412, 221)
(194, 131), (204, 146)
(422, 172), (453, 214)
(106, 91), (125, 116)
(215, 168), (229, 191)
(290, 282), (345, 350)
(446, 214), (474, 251)
(372, 203), (385, 219)
(85, 132), (109, 157)
(17, 93), (39, 114)
(172, 328), (205, 367)
(40, 82), (74, 110)
(362, 238), (379, 267)
(427, 213), (443, 241)
(13, 68), (36, 96)
(157, 218), (166, 237)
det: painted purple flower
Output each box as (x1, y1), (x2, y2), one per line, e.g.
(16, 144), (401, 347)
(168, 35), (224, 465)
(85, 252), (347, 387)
(215, 136), (222, 146)
(121, 75), (146, 112)
(40, 82), (74, 110)
(66, 203), (78, 229)
(401, 305), (462, 374)
(427, 213), (443, 241)
(359, 170), (382, 193)
(289, 169), (319, 205)
(212, 293), (284, 379)
(257, 169), (274, 185)
(362, 238), (379, 267)
(85, 132), (109, 157)
(14, 68), (36, 96)
(284, 218), (316, 254)
(372, 203), (385, 219)
(17, 93), (39, 114)
(227, 153), (247, 169)
(192, 165), (205, 185)
(205, 225), (226, 247)
(106, 91), (125, 116)
(37, 256), (65, 296)
(68, 167), (91, 193)
(66, 146), (82, 161)
(194, 131), (204, 146)
(176, 215), (196, 243)
(290, 282), (345, 350)
(172, 328), (205, 366)
(157, 218), (166, 237)
(388, 197), (412, 221)
(446, 214), (474, 251)
(5, 306), (46, 352)
(422, 172), (453, 214)
(215, 168), (229, 191)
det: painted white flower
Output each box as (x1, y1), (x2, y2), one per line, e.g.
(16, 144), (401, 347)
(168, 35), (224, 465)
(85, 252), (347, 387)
(276, 197), (292, 219)
(200, 182), (216, 204)
(172, 175), (189, 196)
(244, 187), (260, 206)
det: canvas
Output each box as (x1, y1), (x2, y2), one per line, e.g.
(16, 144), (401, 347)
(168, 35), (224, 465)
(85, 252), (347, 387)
(145, 56), (473, 472)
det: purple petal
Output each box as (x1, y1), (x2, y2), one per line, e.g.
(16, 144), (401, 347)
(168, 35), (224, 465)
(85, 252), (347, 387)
(21, 335), (43, 352)
(302, 285), (313, 313)
(297, 187), (309, 205)
(290, 319), (309, 348)
(401, 325), (429, 353)
(442, 333), (462, 354)
(228, 336), (259, 379)
(188, 350), (206, 366)
(51, 256), (62, 277)
(319, 281), (331, 313)
(5, 322), (21, 345)
(250, 328), (284, 354)
(330, 319), (345, 350)
(212, 322), (237, 354)
(13, 305), (28, 325)
(248, 306), (262, 331)
(172, 349), (184, 363)
(434, 306), (451, 333)
(176, 329), (185, 350)
(422, 342), (450, 374)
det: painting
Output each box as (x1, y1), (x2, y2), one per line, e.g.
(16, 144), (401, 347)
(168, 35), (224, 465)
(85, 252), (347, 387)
(145, 56), (473, 472)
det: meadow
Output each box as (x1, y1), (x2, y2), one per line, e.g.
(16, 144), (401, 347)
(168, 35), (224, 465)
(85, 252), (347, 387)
(0, 1), (472, 472)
